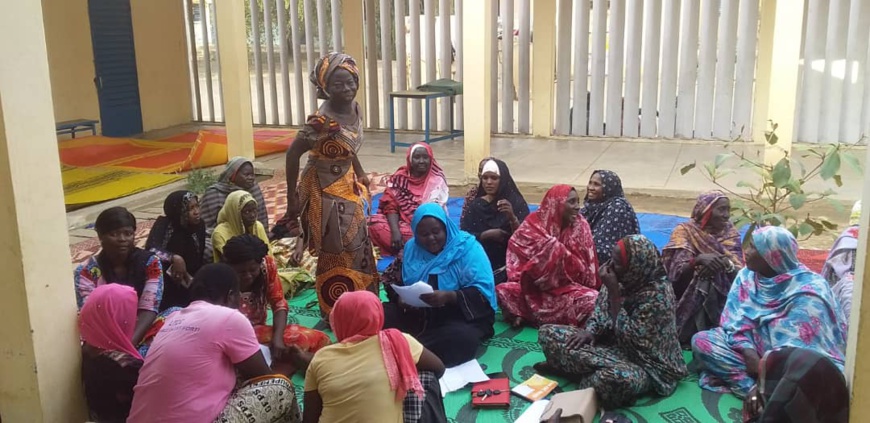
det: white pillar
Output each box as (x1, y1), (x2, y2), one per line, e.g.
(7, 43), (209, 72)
(0, 0), (87, 420)
(847, 143), (870, 418)
(752, 0), (804, 163)
(462, 0), (494, 179)
(342, 0), (368, 123)
(214, 0), (255, 159)
(531, 0), (556, 137)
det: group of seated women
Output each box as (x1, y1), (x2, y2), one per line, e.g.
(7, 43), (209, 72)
(74, 142), (855, 422)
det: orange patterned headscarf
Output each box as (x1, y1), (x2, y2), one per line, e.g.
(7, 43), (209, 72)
(309, 52), (360, 100)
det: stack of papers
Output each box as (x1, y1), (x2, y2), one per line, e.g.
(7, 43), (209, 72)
(391, 282), (434, 308)
(438, 359), (489, 396)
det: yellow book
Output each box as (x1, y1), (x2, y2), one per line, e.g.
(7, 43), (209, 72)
(511, 374), (558, 402)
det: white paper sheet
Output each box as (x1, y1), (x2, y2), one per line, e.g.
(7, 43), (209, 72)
(260, 344), (273, 367)
(391, 282), (434, 308)
(438, 359), (490, 396)
(514, 400), (550, 423)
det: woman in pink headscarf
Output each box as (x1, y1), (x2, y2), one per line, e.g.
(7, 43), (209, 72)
(80, 284), (146, 422)
(368, 142), (449, 256)
(303, 291), (446, 423)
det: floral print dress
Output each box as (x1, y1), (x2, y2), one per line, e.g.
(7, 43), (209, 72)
(538, 235), (687, 409)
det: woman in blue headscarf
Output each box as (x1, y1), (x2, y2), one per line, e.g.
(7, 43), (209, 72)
(383, 203), (497, 366)
(691, 226), (847, 403)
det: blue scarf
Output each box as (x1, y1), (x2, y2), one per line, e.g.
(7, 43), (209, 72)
(402, 203), (497, 310)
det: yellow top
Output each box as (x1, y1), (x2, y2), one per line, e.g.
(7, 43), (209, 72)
(304, 334), (424, 423)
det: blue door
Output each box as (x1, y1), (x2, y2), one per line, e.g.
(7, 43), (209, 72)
(88, 0), (143, 137)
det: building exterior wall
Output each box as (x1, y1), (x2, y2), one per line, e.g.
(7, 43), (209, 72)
(41, 0), (191, 133)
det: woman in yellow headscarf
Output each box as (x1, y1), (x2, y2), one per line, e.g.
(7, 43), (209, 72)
(212, 190), (270, 262)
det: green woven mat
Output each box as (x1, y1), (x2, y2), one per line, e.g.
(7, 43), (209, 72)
(279, 287), (742, 423)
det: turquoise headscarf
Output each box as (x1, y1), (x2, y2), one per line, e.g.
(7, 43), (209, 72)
(402, 203), (497, 310)
(719, 226), (847, 371)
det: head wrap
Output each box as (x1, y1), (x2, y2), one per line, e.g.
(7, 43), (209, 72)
(79, 284), (143, 360)
(310, 52), (360, 100)
(330, 291), (423, 402)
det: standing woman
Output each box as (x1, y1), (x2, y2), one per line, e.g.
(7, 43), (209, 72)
(580, 170), (640, 263)
(278, 53), (378, 319)
(145, 190), (206, 310)
(368, 142), (449, 256)
(460, 158), (530, 283)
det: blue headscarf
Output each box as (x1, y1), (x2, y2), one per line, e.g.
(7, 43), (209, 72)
(402, 203), (497, 310)
(719, 226), (847, 371)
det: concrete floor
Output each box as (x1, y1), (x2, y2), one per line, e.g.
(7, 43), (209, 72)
(65, 128), (866, 248)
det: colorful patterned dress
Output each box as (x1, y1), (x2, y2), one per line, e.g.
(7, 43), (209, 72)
(497, 185), (600, 326)
(691, 226), (848, 398)
(298, 106), (378, 316)
(538, 235), (688, 409)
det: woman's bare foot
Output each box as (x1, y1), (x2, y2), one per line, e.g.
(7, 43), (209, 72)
(533, 361), (557, 375)
(287, 345), (313, 373)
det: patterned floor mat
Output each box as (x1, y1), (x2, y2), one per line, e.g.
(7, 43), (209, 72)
(283, 288), (743, 423)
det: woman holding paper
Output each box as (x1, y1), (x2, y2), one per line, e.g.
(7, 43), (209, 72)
(383, 203), (497, 367)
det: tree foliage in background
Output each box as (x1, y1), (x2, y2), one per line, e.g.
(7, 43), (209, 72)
(680, 121), (864, 240)
(186, 168), (218, 196)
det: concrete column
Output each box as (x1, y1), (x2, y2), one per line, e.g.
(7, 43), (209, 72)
(342, 0), (368, 124)
(752, 0), (804, 163)
(847, 143), (870, 418)
(214, 0), (255, 159)
(531, 0), (556, 138)
(462, 0), (494, 178)
(0, 0), (87, 420)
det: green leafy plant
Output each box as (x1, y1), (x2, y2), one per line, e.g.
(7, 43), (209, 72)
(186, 167), (218, 196)
(680, 121), (863, 240)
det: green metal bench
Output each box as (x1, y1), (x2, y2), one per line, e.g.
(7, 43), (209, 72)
(56, 119), (99, 138)
(389, 79), (464, 153)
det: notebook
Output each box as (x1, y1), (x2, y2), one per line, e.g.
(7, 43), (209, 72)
(511, 374), (558, 402)
(471, 378), (510, 408)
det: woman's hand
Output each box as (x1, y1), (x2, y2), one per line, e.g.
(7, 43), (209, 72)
(420, 290), (457, 307)
(742, 348), (762, 379)
(497, 199), (515, 218)
(271, 338), (289, 361)
(695, 253), (725, 277)
(290, 237), (305, 266)
(598, 262), (619, 292)
(390, 229), (404, 253)
(565, 330), (594, 350)
(169, 255), (188, 282)
(358, 174), (371, 190)
(743, 385), (763, 420)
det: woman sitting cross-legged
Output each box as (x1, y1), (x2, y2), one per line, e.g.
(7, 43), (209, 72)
(304, 291), (447, 423)
(80, 284), (146, 423)
(128, 264), (302, 423)
(369, 142), (449, 256)
(662, 190), (744, 345)
(222, 234), (330, 360)
(75, 207), (163, 349)
(580, 170), (640, 264)
(496, 184), (600, 327)
(144, 190), (206, 310)
(382, 203), (497, 367)
(460, 158), (530, 284)
(691, 226), (847, 400)
(535, 235), (688, 409)
(211, 190), (270, 262)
